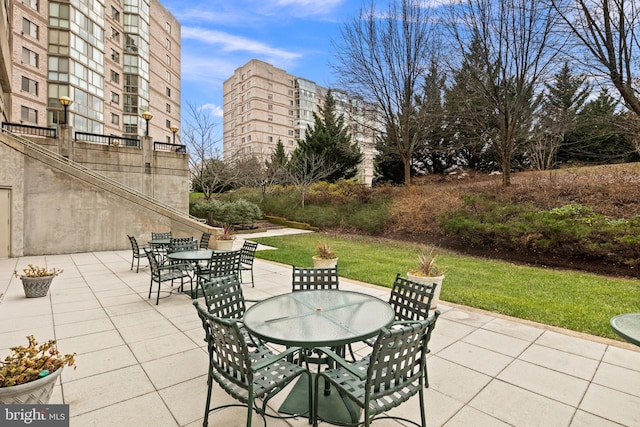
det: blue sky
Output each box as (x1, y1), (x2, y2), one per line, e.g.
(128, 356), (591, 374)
(159, 0), (371, 125)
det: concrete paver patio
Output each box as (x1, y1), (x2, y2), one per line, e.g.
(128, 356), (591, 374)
(1, 230), (639, 426)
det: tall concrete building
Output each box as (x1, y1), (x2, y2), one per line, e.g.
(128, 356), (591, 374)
(223, 59), (377, 185)
(6, 0), (179, 142)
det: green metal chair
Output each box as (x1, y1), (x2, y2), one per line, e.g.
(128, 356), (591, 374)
(363, 273), (437, 386)
(291, 266), (339, 292)
(195, 250), (241, 286)
(239, 241), (258, 287)
(168, 237), (198, 253)
(127, 235), (147, 273)
(313, 312), (440, 427)
(193, 301), (312, 426)
(144, 247), (192, 304)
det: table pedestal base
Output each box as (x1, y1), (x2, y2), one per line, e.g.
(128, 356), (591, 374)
(279, 374), (360, 425)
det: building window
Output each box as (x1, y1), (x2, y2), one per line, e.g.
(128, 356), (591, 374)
(110, 91), (119, 104)
(267, 115), (273, 121)
(166, 55), (171, 65)
(166, 136), (171, 143)
(268, 104), (273, 111)
(110, 70), (119, 83)
(166, 22), (171, 33)
(267, 93), (273, 100)
(23, 0), (38, 10)
(111, 113), (119, 125)
(247, 135), (251, 141)
(21, 106), (37, 123)
(21, 76), (38, 95)
(111, 49), (119, 63)
(288, 130), (294, 136)
(166, 87), (171, 97)
(22, 47), (38, 67)
(166, 120), (171, 128)
(111, 28), (120, 42)
(111, 6), (120, 22)
(267, 136), (273, 142)
(289, 110), (294, 116)
(165, 103), (171, 113)
(165, 70), (171, 82)
(22, 18), (39, 39)
(166, 38), (171, 49)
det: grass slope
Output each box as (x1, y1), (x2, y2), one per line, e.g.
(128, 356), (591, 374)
(252, 233), (640, 340)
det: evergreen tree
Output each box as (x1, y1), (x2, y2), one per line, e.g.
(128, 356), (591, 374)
(296, 90), (362, 182)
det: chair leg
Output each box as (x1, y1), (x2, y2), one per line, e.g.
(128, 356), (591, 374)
(203, 372), (213, 427)
(419, 386), (426, 427)
(251, 268), (254, 287)
(156, 280), (161, 305)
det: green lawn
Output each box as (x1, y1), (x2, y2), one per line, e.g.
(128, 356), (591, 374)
(252, 233), (640, 340)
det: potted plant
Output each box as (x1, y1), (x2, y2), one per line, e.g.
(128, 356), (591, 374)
(13, 264), (63, 298)
(0, 335), (76, 404)
(312, 241), (338, 268)
(407, 250), (445, 308)
(214, 224), (235, 250)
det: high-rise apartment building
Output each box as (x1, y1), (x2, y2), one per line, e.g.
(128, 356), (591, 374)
(6, 0), (179, 141)
(223, 59), (377, 185)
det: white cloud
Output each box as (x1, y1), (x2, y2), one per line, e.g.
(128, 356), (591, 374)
(200, 103), (224, 118)
(182, 27), (301, 64)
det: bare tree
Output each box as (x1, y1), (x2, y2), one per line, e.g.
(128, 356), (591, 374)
(551, 0), (640, 116)
(448, 0), (563, 185)
(331, 0), (438, 185)
(287, 150), (337, 208)
(182, 102), (237, 199)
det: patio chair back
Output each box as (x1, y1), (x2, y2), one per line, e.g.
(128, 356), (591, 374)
(169, 237), (198, 253)
(292, 266), (339, 292)
(196, 250), (241, 282)
(240, 241), (258, 287)
(151, 231), (172, 240)
(200, 232), (212, 249)
(198, 275), (246, 319)
(389, 273), (436, 321)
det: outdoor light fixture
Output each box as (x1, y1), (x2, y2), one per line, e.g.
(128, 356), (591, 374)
(141, 111), (153, 136)
(59, 96), (73, 125)
(170, 125), (179, 143)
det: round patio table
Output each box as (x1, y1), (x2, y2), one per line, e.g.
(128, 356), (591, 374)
(610, 313), (640, 347)
(243, 290), (394, 348)
(166, 249), (213, 262)
(148, 238), (171, 247)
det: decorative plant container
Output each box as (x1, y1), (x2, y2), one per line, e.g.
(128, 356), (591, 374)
(406, 272), (445, 309)
(0, 367), (62, 404)
(20, 276), (55, 298)
(312, 256), (338, 268)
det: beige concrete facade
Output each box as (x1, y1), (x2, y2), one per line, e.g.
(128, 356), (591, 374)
(0, 129), (210, 257)
(6, 0), (179, 143)
(223, 59), (377, 185)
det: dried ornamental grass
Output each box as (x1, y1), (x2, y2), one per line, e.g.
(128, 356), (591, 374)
(13, 264), (63, 278)
(0, 336), (76, 387)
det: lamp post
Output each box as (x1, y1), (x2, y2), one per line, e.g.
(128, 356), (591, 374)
(141, 111), (153, 136)
(169, 125), (179, 144)
(59, 96), (73, 125)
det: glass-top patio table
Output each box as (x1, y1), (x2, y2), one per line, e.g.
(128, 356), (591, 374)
(166, 249), (213, 262)
(610, 313), (640, 347)
(243, 290), (394, 424)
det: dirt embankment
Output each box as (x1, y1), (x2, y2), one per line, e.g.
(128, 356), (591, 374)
(385, 164), (640, 278)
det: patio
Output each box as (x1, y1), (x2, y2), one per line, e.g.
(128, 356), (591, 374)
(1, 229), (639, 426)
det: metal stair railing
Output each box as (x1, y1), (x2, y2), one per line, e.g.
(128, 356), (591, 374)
(1, 127), (206, 223)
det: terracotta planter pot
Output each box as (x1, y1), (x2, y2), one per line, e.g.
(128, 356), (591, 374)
(20, 276), (54, 298)
(406, 273), (445, 309)
(0, 367), (62, 404)
(312, 256), (338, 268)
